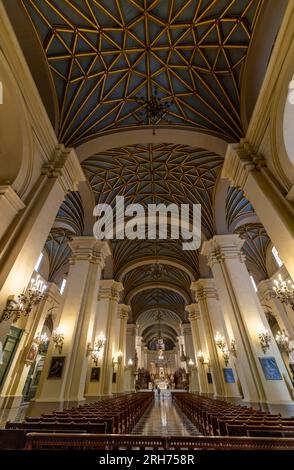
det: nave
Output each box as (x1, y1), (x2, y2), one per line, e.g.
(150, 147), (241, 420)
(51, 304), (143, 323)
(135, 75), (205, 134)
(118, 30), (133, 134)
(131, 391), (200, 436)
(1, 0), (294, 453)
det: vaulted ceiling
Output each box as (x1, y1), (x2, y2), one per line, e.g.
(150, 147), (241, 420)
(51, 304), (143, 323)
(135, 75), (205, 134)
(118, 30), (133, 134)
(20, 0), (276, 340)
(22, 0), (263, 146)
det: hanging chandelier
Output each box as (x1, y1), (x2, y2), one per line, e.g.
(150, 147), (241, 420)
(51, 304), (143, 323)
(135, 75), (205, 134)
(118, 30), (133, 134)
(134, 85), (173, 135)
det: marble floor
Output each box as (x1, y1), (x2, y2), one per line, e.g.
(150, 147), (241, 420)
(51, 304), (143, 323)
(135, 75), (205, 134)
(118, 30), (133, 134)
(131, 390), (201, 436)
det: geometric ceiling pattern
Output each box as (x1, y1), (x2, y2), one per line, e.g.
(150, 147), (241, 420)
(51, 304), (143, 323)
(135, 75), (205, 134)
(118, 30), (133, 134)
(82, 143), (223, 236)
(113, 238), (199, 280)
(226, 186), (255, 230)
(55, 190), (84, 234)
(131, 288), (187, 323)
(45, 228), (73, 282)
(22, 0), (263, 146)
(123, 264), (192, 304)
(235, 223), (270, 280)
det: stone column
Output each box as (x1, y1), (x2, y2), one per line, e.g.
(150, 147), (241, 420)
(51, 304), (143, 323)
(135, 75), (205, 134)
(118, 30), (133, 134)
(28, 238), (110, 415)
(258, 277), (294, 373)
(0, 146), (85, 344)
(202, 234), (293, 405)
(116, 304), (130, 393)
(125, 324), (137, 392)
(191, 279), (240, 399)
(186, 304), (208, 394)
(0, 282), (61, 410)
(222, 142), (294, 280)
(98, 281), (123, 397)
(182, 323), (195, 362)
(182, 323), (198, 392)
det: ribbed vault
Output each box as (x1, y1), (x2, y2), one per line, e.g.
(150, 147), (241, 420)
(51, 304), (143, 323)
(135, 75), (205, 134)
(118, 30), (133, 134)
(22, 0), (263, 145)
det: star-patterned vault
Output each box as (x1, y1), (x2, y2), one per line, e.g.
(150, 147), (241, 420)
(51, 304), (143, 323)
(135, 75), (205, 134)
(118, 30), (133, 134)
(82, 142), (223, 236)
(22, 0), (263, 145)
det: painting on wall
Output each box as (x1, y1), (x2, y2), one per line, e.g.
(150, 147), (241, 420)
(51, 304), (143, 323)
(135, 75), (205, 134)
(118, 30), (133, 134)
(90, 367), (100, 382)
(25, 342), (39, 365)
(47, 356), (65, 379)
(259, 356), (282, 380)
(112, 372), (117, 383)
(207, 372), (213, 384)
(223, 368), (235, 383)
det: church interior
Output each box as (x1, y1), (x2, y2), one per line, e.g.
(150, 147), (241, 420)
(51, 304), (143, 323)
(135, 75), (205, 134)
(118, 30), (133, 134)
(1, 0), (294, 451)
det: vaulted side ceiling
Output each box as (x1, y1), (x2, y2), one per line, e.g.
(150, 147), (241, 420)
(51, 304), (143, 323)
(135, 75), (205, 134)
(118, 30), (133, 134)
(22, 0), (263, 146)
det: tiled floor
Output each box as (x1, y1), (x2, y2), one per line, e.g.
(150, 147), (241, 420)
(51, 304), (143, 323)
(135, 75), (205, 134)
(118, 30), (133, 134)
(132, 391), (201, 436)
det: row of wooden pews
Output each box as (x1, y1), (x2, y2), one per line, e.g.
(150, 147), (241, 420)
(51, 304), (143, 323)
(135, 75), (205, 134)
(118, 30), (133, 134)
(2, 392), (153, 449)
(173, 393), (294, 438)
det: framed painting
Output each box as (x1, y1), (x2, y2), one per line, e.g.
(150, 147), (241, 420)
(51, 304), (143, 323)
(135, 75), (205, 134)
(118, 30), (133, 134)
(112, 372), (117, 383)
(223, 368), (235, 383)
(259, 356), (282, 380)
(25, 342), (38, 365)
(207, 372), (213, 384)
(47, 356), (65, 379)
(90, 367), (100, 382)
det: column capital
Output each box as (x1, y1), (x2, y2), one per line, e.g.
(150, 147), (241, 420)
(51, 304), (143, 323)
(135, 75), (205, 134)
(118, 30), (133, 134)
(201, 234), (245, 267)
(42, 144), (85, 192)
(191, 278), (218, 300)
(185, 303), (200, 321)
(69, 238), (111, 267)
(221, 141), (266, 190)
(181, 322), (192, 335)
(98, 280), (123, 301)
(117, 304), (131, 320)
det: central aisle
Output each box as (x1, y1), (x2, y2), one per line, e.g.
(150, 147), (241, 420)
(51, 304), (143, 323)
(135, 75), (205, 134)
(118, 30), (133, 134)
(132, 391), (201, 436)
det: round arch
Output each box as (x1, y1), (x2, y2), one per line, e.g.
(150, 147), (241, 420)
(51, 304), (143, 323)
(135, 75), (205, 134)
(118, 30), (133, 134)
(0, 50), (32, 196)
(117, 257), (196, 282)
(76, 127), (228, 162)
(126, 282), (190, 305)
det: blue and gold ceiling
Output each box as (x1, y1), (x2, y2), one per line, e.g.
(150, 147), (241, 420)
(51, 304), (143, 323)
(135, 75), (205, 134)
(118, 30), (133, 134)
(22, 0), (263, 145)
(82, 143), (223, 236)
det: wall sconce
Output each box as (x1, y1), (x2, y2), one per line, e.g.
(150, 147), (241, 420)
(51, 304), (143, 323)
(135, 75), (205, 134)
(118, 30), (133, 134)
(52, 326), (65, 354)
(214, 332), (231, 365)
(34, 332), (49, 353)
(187, 358), (195, 371)
(128, 358), (134, 366)
(197, 351), (205, 364)
(258, 327), (271, 354)
(275, 330), (294, 355)
(230, 339), (237, 358)
(0, 276), (47, 323)
(113, 351), (123, 367)
(87, 333), (106, 365)
(222, 346), (230, 366)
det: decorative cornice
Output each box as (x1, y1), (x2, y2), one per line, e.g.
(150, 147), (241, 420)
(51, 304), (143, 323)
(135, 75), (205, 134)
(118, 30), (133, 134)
(98, 280), (124, 301)
(185, 303), (200, 321)
(42, 145), (85, 192)
(0, 185), (25, 212)
(221, 141), (266, 190)
(117, 304), (131, 320)
(191, 279), (219, 301)
(201, 234), (245, 267)
(69, 238), (111, 267)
